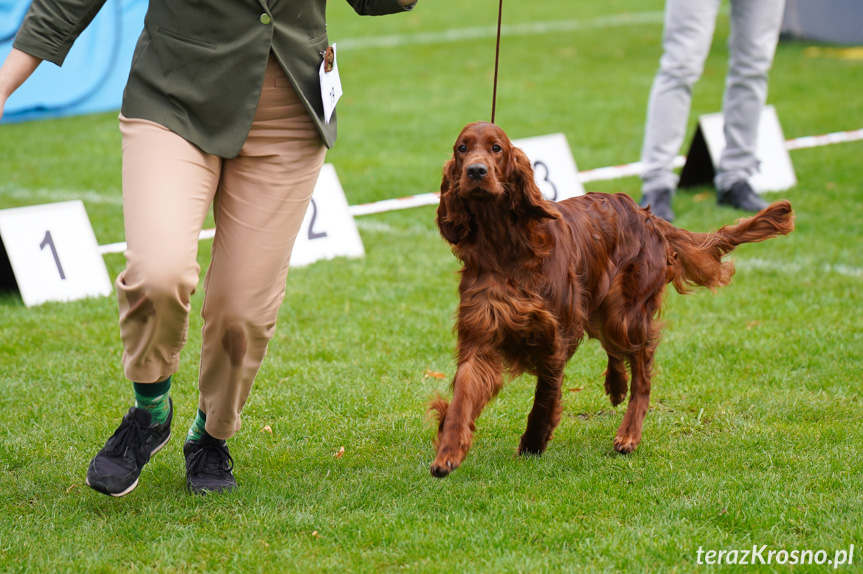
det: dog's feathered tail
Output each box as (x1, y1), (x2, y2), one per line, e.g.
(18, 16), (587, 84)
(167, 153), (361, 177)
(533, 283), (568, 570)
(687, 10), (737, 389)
(659, 200), (795, 294)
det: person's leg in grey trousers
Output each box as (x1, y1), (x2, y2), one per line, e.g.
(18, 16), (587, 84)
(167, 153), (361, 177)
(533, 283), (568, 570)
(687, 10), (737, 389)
(715, 0), (785, 192)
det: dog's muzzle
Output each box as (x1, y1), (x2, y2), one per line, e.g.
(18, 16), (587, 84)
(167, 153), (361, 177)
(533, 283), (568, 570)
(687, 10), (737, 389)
(466, 163), (488, 181)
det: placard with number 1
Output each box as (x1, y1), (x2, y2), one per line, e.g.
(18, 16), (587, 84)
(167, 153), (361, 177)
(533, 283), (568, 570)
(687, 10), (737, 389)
(0, 200), (113, 307)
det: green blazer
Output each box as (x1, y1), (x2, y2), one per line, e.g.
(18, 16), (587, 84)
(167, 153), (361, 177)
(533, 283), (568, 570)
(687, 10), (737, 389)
(14, 0), (415, 157)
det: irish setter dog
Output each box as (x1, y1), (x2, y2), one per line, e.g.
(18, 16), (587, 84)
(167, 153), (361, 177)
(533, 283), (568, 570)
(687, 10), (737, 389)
(429, 122), (794, 478)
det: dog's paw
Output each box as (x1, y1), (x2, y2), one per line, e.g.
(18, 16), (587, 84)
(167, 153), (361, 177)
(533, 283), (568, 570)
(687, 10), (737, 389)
(430, 443), (465, 478)
(430, 458), (458, 478)
(516, 434), (548, 457)
(612, 434), (640, 454)
(607, 392), (627, 407)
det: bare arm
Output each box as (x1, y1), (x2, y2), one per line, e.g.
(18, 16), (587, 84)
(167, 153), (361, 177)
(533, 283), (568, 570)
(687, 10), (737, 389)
(0, 48), (42, 121)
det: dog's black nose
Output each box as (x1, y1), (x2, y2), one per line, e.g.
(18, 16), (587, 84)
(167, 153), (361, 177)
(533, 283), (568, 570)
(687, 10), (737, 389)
(466, 163), (488, 181)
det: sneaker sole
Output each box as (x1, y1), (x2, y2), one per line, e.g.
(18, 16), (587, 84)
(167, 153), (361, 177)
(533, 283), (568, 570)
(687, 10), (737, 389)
(86, 476), (140, 498)
(85, 432), (172, 497)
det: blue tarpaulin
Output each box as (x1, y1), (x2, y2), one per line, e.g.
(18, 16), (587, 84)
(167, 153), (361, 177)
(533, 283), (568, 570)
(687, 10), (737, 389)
(0, 0), (146, 123)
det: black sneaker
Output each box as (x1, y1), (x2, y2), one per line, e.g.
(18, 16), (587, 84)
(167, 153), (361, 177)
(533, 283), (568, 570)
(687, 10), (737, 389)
(717, 181), (769, 212)
(184, 433), (237, 495)
(85, 400), (173, 497)
(639, 187), (675, 222)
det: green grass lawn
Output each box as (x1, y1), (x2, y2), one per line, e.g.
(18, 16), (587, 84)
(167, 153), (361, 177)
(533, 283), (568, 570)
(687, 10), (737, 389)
(1, 0), (862, 571)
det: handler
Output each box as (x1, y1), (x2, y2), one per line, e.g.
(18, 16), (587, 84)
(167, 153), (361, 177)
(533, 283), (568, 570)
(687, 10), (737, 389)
(0, 0), (417, 496)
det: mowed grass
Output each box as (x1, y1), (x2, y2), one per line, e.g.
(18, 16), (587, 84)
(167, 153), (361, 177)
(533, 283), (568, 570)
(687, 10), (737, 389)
(1, 0), (862, 571)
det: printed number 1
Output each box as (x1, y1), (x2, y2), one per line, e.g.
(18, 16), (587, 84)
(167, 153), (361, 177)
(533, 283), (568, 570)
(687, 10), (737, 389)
(40, 230), (66, 280)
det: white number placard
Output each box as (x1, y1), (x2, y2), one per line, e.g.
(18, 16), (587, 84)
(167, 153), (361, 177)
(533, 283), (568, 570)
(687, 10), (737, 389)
(697, 105), (797, 193)
(512, 133), (585, 201)
(289, 163), (365, 268)
(0, 200), (113, 307)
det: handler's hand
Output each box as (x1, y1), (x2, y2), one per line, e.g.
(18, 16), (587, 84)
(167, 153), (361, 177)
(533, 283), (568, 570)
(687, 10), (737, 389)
(0, 49), (43, 122)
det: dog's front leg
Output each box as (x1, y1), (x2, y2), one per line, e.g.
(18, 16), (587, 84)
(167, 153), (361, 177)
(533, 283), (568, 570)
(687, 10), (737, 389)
(430, 349), (502, 477)
(518, 363), (565, 456)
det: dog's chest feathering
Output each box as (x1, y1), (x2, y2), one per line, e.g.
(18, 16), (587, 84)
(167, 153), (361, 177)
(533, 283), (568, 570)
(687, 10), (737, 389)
(457, 273), (561, 353)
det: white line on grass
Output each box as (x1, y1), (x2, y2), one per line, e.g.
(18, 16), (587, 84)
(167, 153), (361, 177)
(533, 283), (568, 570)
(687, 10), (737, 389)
(0, 186), (122, 206)
(354, 218), (433, 235)
(736, 258), (863, 279)
(338, 11), (667, 50)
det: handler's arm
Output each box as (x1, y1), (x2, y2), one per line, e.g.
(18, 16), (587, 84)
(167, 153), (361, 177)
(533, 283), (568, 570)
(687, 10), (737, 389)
(13, 0), (110, 66)
(2, 0), (109, 120)
(0, 49), (42, 121)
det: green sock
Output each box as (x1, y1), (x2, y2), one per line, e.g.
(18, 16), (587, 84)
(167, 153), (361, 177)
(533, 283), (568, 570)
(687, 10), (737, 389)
(186, 409), (207, 442)
(133, 376), (172, 425)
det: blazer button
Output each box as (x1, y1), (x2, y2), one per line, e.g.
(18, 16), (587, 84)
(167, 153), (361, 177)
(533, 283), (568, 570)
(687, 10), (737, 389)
(260, 13), (271, 24)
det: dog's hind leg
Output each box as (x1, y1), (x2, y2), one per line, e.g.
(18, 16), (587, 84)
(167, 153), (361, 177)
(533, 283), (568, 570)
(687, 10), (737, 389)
(603, 354), (629, 407)
(517, 363), (565, 456)
(612, 344), (656, 454)
(430, 349), (503, 478)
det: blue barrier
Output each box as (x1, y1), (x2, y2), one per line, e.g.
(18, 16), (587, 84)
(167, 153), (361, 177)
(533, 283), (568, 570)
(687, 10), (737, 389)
(0, 0), (146, 123)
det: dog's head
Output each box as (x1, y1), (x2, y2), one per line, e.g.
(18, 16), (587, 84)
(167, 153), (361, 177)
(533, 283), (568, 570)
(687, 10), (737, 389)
(447, 121), (513, 199)
(437, 122), (559, 245)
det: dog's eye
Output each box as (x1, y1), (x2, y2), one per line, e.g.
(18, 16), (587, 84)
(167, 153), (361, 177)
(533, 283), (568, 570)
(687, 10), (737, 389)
(492, 144), (502, 153)
(457, 144), (467, 153)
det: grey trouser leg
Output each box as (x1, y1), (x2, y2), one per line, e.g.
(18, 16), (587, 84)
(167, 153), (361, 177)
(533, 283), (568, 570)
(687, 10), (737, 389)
(714, 0), (785, 191)
(640, 0), (784, 195)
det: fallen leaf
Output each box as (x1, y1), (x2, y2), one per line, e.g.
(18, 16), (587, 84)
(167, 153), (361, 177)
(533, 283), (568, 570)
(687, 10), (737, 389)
(311, 531), (320, 538)
(746, 320), (760, 329)
(65, 484), (77, 494)
(261, 425), (273, 434)
(694, 192), (711, 202)
(567, 386), (584, 393)
(334, 446), (345, 458)
(424, 370), (446, 380)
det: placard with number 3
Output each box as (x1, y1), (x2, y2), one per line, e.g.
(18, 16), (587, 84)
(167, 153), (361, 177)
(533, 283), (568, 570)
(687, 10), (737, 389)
(512, 133), (585, 202)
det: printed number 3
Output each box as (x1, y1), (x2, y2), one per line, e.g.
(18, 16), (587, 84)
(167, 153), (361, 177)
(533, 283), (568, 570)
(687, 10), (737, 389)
(40, 230), (66, 280)
(532, 160), (558, 201)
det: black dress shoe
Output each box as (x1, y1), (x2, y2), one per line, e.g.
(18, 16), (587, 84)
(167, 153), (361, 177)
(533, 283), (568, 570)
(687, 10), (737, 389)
(638, 187), (675, 222)
(717, 181), (769, 212)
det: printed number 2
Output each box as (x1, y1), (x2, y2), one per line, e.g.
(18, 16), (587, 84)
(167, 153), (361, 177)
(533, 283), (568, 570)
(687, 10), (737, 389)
(307, 199), (328, 240)
(40, 230), (66, 280)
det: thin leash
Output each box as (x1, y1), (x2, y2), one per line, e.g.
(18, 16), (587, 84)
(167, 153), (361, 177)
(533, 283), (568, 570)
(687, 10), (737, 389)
(491, 0), (503, 124)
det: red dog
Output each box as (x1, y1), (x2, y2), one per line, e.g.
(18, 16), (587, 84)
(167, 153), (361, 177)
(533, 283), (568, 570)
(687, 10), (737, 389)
(429, 122), (794, 478)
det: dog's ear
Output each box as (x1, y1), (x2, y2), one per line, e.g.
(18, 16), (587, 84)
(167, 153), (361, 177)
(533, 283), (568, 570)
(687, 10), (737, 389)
(437, 157), (471, 245)
(506, 147), (560, 221)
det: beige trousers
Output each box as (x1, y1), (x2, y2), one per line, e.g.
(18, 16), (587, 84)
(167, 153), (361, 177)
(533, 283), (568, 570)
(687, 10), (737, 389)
(116, 54), (327, 439)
